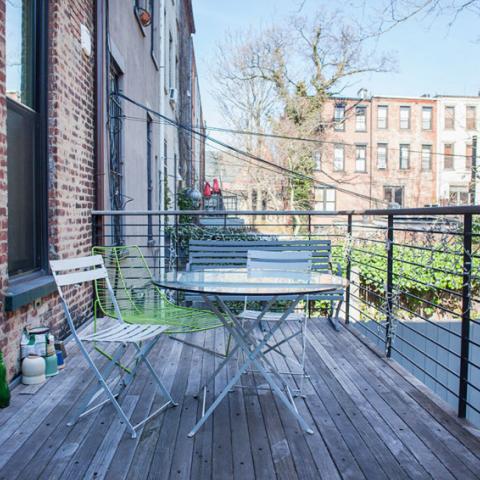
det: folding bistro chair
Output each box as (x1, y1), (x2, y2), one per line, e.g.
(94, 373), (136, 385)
(50, 255), (176, 439)
(237, 250), (312, 392)
(92, 246), (227, 357)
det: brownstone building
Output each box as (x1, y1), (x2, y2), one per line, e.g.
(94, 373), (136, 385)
(315, 96), (438, 211)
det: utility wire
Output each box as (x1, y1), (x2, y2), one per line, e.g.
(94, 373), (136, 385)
(117, 114), (474, 160)
(114, 93), (387, 204)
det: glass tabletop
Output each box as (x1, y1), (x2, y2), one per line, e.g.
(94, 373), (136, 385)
(153, 268), (346, 296)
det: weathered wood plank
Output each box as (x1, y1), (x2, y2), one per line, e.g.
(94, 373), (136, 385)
(146, 333), (196, 480)
(125, 337), (184, 480)
(103, 334), (177, 480)
(306, 321), (456, 480)
(190, 327), (215, 480)
(321, 323), (480, 478)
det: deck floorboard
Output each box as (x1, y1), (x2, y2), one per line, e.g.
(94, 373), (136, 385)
(1, 317), (480, 480)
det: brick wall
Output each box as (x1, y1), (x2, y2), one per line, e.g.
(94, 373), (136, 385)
(0, 0), (96, 379)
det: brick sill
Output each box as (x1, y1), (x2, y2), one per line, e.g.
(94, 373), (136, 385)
(5, 274), (56, 312)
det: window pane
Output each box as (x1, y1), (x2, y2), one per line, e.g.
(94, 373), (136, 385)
(356, 107), (366, 131)
(355, 145), (366, 171)
(6, 0), (34, 108)
(334, 145), (344, 171)
(313, 151), (321, 170)
(377, 143), (387, 169)
(334, 105), (345, 131)
(7, 103), (38, 274)
(466, 143), (472, 170)
(421, 145), (432, 170)
(377, 106), (388, 129)
(444, 144), (454, 169)
(467, 106), (476, 130)
(394, 188), (403, 206)
(400, 144), (410, 169)
(445, 106), (455, 129)
(422, 107), (432, 130)
(400, 107), (410, 129)
(384, 188), (392, 203)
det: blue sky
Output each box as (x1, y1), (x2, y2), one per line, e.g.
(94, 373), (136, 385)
(192, 0), (480, 125)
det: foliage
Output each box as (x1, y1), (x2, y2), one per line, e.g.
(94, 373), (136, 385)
(331, 241), (479, 320)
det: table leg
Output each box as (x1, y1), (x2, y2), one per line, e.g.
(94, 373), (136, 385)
(188, 293), (314, 437)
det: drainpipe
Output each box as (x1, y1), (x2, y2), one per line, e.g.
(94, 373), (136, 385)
(159, 0), (166, 273)
(159, 0), (166, 211)
(94, 0), (106, 245)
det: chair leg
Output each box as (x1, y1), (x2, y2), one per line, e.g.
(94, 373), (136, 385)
(328, 301), (341, 331)
(68, 343), (128, 427)
(133, 341), (177, 407)
(73, 339), (138, 438)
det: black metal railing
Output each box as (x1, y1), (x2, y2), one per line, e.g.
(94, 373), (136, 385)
(92, 206), (480, 426)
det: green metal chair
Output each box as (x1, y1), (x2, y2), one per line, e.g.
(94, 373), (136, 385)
(92, 245), (228, 356)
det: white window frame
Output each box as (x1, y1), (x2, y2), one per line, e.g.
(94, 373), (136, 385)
(377, 105), (388, 129)
(399, 144), (410, 170)
(399, 106), (410, 129)
(377, 143), (388, 169)
(422, 106), (432, 130)
(421, 144), (432, 171)
(355, 106), (367, 132)
(355, 144), (367, 172)
(333, 144), (344, 171)
(316, 187), (336, 211)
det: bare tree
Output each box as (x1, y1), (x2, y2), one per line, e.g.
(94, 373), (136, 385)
(210, 8), (393, 216)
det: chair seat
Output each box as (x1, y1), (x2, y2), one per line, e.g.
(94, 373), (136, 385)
(80, 323), (169, 343)
(238, 309), (305, 321)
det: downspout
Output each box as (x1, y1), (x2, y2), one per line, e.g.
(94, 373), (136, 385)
(159, 0), (166, 211)
(94, 0), (106, 244)
(159, 0), (166, 273)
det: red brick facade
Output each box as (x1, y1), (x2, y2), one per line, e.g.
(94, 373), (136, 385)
(0, 0), (96, 379)
(317, 96), (438, 212)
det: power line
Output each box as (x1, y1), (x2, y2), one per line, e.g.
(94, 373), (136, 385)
(118, 113), (473, 160)
(114, 93), (387, 205)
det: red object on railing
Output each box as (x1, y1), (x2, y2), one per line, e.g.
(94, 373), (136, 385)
(212, 178), (221, 194)
(203, 182), (212, 197)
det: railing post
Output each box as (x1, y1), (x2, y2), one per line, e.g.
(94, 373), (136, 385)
(345, 214), (352, 324)
(385, 214), (394, 358)
(458, 212), (473, 418)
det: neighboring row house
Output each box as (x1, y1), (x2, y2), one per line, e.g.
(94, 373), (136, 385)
(0, 0), (205, 379)
(316, 95), (479, 211)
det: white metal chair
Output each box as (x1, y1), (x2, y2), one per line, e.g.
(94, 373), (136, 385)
(50, 255), (176, 439)
(238, 250), (312, 391)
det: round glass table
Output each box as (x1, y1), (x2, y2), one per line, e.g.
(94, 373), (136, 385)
(153, 268), (347, 437)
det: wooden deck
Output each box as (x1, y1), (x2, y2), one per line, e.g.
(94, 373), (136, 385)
(1, 318), (480, 480)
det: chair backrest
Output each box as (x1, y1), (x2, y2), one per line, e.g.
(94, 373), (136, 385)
(247, 249), (312, 273)
(92, 245), (166, 318)
(50, 255), (108, 290)
(50, 255), (118, 332)
(188, 239), (332, 272)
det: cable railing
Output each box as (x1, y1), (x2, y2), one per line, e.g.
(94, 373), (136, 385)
(92, 205), (480, 426)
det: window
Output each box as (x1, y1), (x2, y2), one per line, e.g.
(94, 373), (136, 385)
(334, 104), (345, 131)
(355, 106), (367, 131)
(149, 0), (158, 67)
(147, 116), (153, 243)
(399, 144), (410, 169)
(421, 145), (432, 171)
(422, 107), (433, 130)
(6, 0), (48, 275)
(251, 189), (258, 210)
(444, 143), (454, 169)
(377, 105), (388, 129)
(168, 31), (174, 89)
(467, 106), (476, 130)
(355, 145), (367, 172)
(316, 187), (336, 211)
(399, 106), (410, 129)
(466, 143), (473, 170)
(109, 63), (124, 245)
(445, 106), (455, 129)
(384, 186), (404, 206)
(333, 145), (344, 171)
(377, 143), (388, 169)
(313, 151), (321, 171)
(449, 185), (470, 205)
